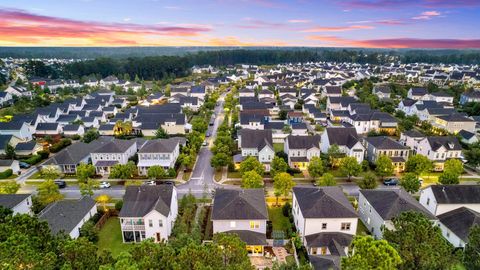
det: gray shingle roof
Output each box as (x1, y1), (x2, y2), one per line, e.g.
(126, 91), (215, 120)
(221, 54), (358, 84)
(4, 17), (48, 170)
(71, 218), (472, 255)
(239, 129), (273, 151)
(224, 230), (267, 245)
(293, 186), (357, 219)
(0, 194), (31, 209)
(325, 127), (360, 149)
(425, 136), (462, 151)
(119, 185), (174, 217)
(438, 207), (480, 242)
(305, 232), (353, 254)
(139, 138), (178, 153)
(212, 188), (268, 220)
(287, 135), (320, 149)
(429, 185), (480, 204)
(93, 139), (136, 154)
(309, 255), (340, 270)
(360, 188), (435, 220)
(38, 197), (96, 235)
(48, 136), (112, 165)
(364, 136), (409, 150)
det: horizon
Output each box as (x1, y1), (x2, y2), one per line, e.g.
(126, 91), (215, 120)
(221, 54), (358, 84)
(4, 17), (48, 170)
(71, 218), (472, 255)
(0, 0), (479, 48)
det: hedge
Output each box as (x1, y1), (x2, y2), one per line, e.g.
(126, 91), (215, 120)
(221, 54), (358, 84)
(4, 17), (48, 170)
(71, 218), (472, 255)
(24, 155), (42, 165)
(0, 169), (13, 179)
(49, 138), (72, 153)
(37, 150), (50, 159)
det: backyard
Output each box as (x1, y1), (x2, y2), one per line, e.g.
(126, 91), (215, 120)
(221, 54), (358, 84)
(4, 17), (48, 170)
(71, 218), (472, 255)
(268, 207), (291, 233)
(97, 217), (132, 257)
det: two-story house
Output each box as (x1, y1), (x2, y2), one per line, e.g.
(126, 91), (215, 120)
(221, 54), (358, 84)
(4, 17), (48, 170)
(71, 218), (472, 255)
(236, 129), (275, 171)
(363, 136), (410, 172)
(413, 136), (462, 171)
(91, 139), (138, 175)
(437, 207), (480, 248)
(119, 185), (178, 243)
(137, 138), (181, 175)
(0, 194), (33, 215)
(284, 135), (321, 170)
(432, 114), (476, 134)
(0, 121), (33, 141)
(419, 185), (480, 216)
(320, 128), (365, 163)
(211, 188), (268, 256)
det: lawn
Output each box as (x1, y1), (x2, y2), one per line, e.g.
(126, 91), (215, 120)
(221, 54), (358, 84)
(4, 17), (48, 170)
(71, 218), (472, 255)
(97, 217), (133, 258)
(273, 143), (284, 153)
(268, 207), (291, 233)
(227, 171), (242, 179)
(182, 171), (192, 181)
(356, 220), (370, 236)
(214, 170), (222, 181)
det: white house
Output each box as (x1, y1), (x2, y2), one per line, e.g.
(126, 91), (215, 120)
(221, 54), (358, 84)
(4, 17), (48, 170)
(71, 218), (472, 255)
(320, 127), (365, 163)
(359, 188), (436, 239)
(39, 197), (97, 239)
(437, 207), (480, 248)
(211, 188), (268, 256)
(119, 185), (178, 243)
(419, 185), (480, 216)
(0, 194), (33, 215)
(292, 186), (358, 256)
(412, 136), (462, 171)
(91, 139), (137, 175)
(236, 129), (275, 171)
(0, 159), (20, 174)
(137, 138), (180, 175)
(284, 135), (321, 170)
(0, 121), (33, 140)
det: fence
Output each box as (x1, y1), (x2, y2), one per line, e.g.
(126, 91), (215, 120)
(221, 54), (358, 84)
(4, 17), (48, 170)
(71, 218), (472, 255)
(95, 209), (118, 230)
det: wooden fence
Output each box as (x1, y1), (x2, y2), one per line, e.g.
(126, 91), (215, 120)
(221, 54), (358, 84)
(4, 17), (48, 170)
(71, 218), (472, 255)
(95, 209), (119, 230)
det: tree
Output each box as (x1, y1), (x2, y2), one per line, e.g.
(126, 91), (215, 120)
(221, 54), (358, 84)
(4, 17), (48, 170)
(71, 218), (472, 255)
(113, 120), (133, 137)
(406, 154), (433, 176)
(4, 143), (15, 159)
(278, 110), (287, 120)
(358, 171), (378, 189)
(241, 170), (264, 188)
(383, 211), (455, 270)
(316, 172), (336, 186)
(211, 152), (229, 170)
(464, 146), (480, 167)
(341, 236), (402, 270)
(96, 194), (111, 212)
(165, 84), (171, 97)
(41, 165), (61, 181)
(239, 156), (265, 176)
(155, 127), (169, 139)
(270, 156), (288, 178)
(0, 180), (20, 194)
(82, 128), (100, 143)
(464, 225), (480, 270)
(61, 237), (100, 269)
(79, 179), (99, 197)
(400, 172), (421, 193)
(79, 220), (99, 243)
(37, 180), (64, 206)
(308, 156), (324, 180)
(76, 163), (96, 183)
(110, 161), (137, 179)
(273, 172), (295, 205)
(339, 156), (362, 181)
(191, 117), (208, 134)
(375, 155), (394, 180)
(327, 144), (343, 168)
(439, 159), (464, 185)
(439, 170), (460, 185)
(212, 233), (252, 269)
(147, 166), (165, 179)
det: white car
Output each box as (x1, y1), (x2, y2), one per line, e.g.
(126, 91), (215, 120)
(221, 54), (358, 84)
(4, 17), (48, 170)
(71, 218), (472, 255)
(144, 180), (156, 186)
(99, 182), (111, 188)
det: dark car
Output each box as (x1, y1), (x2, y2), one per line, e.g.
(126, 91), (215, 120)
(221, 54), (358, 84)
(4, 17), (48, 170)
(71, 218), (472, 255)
(54, 180), (67, 189)
(383, 178), (399, 186)
(19, 162), (31, 169)
(163, 181), (175, 186)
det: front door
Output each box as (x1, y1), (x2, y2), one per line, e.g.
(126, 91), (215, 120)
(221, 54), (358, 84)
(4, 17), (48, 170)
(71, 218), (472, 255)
(156, 232), (161, 242)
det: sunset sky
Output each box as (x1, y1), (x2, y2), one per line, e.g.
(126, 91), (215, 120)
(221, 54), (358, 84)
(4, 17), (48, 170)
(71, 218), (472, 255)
(0, 0), (479, 48)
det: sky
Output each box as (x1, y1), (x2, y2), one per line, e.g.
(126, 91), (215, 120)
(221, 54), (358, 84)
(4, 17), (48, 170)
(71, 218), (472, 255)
(0, 0), (479, 48)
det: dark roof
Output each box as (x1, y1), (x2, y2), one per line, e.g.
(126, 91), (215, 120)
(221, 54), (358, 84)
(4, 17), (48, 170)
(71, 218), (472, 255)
(0, 194), (31, 209)
(119, 185), (174, 217)
(38, 197), (96, 235)
(63, 124), (82, 132)
(48, 137), (112, 165)
(437, 114), (475, 122)
(364, 136), (409, 150)
(309, 255), (340, 270)
(264, 121), (286, 130)
(410, 87), (427, 96)
(93, 139), (136, 153)
(0, 159), (14, 167)
(212, 188), (268, 220)
(36, 123), (59, 131)
(0, 135), (13, 149)
(325, 127), (360, 149)
(0, 120), (25, 130)
(360, 189), (435, 220)
(15, 141), (38, 151)
(325, 86), (342, 94)
(425, 136), (462, 151)
(438, 207), (480, 242)
(293, 186), (357, 219)
(429, 185), (480, 204)
(402, 130), (425, 138)
(139, 138), (178, 153)
(458, 130), (476, 140)
(287, 135), (320, 149)
(305, 232), (353, 255)
(224, 230), (267, 245)
(291, 122), (308, 129)
(239, 129), (273, 151)
(401, 99), (417, 107)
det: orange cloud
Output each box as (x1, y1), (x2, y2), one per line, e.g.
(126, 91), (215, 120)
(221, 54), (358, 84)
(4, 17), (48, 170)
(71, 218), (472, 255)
(301, 25), (374, 33)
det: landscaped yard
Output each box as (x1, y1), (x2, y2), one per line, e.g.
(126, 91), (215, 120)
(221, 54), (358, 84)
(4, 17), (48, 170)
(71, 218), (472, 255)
(268, 207), (291, 233)
(227, 171), (242, 179)
(182, 171), (192, 181)
(97, 217), (133, 258)
(273, 143), (284, 153)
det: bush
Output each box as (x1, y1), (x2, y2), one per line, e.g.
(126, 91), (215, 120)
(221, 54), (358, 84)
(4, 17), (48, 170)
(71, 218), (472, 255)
(0, 169), (13, 179)
(167, 168), (177, 178)
(79, 220), (99, 243)
(115, 200), (123, 211)
(37, 150), (50, 159)
(287, 167), (301, 175)
(49, 138), (72, 153)
(282, 202), (291, 217)
(24, 155), (42, 165)
(71, 134), (81, 140)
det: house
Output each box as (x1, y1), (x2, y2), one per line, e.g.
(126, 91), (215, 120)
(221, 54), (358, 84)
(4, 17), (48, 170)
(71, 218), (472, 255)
(91, 139), (137, 175)
(239, 88), (256, 97)
(347, 111), (398, 135)
(460, 90), (480, 105)
(4, 85), (32, 98)
(292, 187), (357, 257)
(0, 91), (13, 106)
(432, 114), (476, 134)
(34, 123), (63, 137)
(119, 185), (178, 243)
(399, 130), (425, 152)
(458, 130), (478, 145)
(0, 159), (20, 174)
(100, 75), (119, 87)
(437, 207), (480, 248)
(0, 194), (33, 215)
(284, 135), (321, 170)
(137, 138), (180, 175)
(407, 87), (428, 100)
(322, 86), (342, 98)
(258, 89), (274, 99)
(359, 188), (436, 239)
(0, 134), (22, 155)
(211, 188), (268, 256)
(0, 121), (33, 140)
(419, 185), (480, 216)
(98, 124), (115, 136)
(412, 136), (462, 171)
(363, 136), (410, 172)
(38, 197), (97, 239)
(63, 124), (85, 137)
(372, 85), (391, 100)
(236, 129), (274, 170)
(15, 141), (43, 157)
(320, 128), (365, 163)
(428, 91), (454, 104)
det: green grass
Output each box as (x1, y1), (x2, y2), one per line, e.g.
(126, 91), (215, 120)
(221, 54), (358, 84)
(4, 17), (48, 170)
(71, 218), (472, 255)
(182, 171), (192, 181)
(326, 169), (345, 177)
(273, 143), (284, 153)
(97, 217), (133, 258)
(293, 173), (304, 178)
(268, 207), (291, 232)
(356, 219), (370, 236)
(214, 170), (222, 181)
(28, 171), (43, 179)
(227, 171), (242, 179)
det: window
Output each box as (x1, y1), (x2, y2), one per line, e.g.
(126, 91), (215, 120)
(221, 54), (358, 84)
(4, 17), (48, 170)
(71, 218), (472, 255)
(426, 198), (430, 205)
(159, 220), (163, 227)
(148, 220), (153, 227)
(230, 221), (236, 228)
(250, 221), (260, 229)
(341, 223), (351, 231)
(321, 223), (327, 230)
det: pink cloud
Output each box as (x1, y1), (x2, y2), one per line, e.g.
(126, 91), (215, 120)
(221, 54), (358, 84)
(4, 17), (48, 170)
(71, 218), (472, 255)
(236, 18), (286, 29)
(288, 19), (311, 24)
(340, 0), (480, 9)
(412, 10), (441, 20)
(301, 25), (374, 33)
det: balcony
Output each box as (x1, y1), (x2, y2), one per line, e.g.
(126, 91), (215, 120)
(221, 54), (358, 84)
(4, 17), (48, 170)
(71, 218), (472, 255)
(121, 224), (146, 231)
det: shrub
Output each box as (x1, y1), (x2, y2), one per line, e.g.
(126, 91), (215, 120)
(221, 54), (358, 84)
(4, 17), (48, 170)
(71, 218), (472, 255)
(282, 202), (291, 217)
(37, 150), (50, 159)
(79, 220), (99, 243)
(115, 200), (123, 211)
(24, 155), (42, 165)
(167, 168), (177, 178)
(49, 138), (71, 153)
(0, 169), (13, 179)
(286, 167), (301, 175)
(71, 134), (81, 140)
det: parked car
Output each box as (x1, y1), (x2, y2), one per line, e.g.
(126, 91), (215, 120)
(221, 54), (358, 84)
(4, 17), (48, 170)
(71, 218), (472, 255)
(19, 162), (31, 169)
(144, 180), (156, 186)
(206, 132), (211, 137)
(163, 181), (175, 186)
(54, 180), (67, 189)
(99, 181), (111, 188)
(383, 178), (399, 186)
(202, 141), (208, 146)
